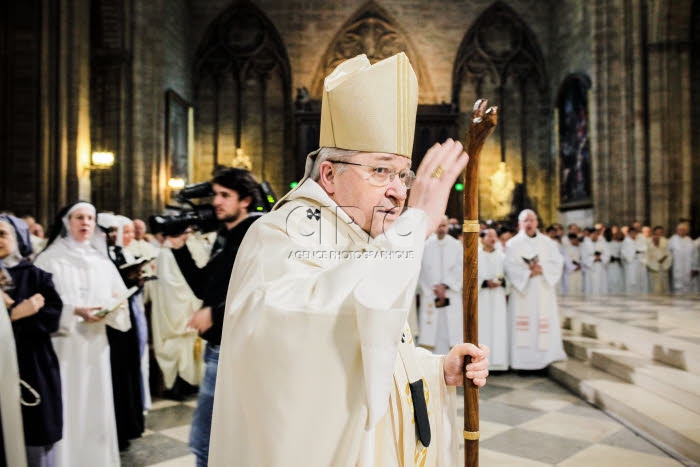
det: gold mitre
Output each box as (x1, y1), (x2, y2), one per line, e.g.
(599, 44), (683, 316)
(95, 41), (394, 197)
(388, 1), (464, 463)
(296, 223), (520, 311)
(319, 52), (418, 159)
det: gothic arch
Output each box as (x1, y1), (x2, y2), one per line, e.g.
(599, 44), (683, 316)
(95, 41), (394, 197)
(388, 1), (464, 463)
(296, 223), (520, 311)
(193, 0), (293, 196)
(310, 1), (435, 103)
(452, 1), (550, 222)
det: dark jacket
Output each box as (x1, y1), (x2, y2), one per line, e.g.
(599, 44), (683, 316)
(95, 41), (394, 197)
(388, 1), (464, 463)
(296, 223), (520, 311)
(172, 213), (261, 345)
(7, 260), (63, 446)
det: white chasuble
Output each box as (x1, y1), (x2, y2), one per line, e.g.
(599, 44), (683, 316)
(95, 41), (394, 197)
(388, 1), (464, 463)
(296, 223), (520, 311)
(209, 180), (460, 466)
(417, 235), (463, 353)
(477, 248), (508, 370)
(504, 231), (566, 370)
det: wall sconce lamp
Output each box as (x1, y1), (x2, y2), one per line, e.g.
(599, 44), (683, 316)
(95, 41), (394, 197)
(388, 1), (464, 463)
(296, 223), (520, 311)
(90, 151), (116, 170)
(168, 177), (186, 190)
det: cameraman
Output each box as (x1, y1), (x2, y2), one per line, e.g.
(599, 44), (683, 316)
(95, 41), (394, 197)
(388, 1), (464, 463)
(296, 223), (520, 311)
(166, 167), (261, 467)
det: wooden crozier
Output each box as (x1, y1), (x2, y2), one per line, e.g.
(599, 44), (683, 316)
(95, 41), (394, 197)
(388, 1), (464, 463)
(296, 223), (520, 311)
(462, 99), (497, 467)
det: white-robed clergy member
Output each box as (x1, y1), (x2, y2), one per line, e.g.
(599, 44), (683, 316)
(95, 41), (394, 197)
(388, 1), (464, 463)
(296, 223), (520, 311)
(0, 282), (27, 467)
(621, 226), (648, 294)
(504, 209), (566, 370)
(478, 228), (508, 370)
(647, 226), (672, 294)
(146, 233), (209, 390)
(582, 228), (609, 295)
(606, 229), (625, 293)
(209, 53), (489, 467)
(418, 216), (463, 354)
(34, 202), (131, 467)
(561, 233), (583, 295)
(667, 223), (695, 293)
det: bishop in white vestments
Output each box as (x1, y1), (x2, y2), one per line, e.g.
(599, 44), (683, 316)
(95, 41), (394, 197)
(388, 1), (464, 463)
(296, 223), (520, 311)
(504, 210), (566, 370)
(478, 228), (508, 370)
(208, 53), (489, 467)
(418, 216), (463, 354)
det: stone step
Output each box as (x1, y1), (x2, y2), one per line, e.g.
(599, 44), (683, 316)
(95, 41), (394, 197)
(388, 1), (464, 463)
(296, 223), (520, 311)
(590, 348), (700, 415)
(561, 308), (700, 376)
(562, 334), (615, 362)
(550, 359), (700, 465)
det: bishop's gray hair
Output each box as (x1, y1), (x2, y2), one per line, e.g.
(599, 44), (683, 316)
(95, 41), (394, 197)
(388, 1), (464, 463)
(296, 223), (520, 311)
(309, 147), (359, 181)
(518, 209), (537, 223)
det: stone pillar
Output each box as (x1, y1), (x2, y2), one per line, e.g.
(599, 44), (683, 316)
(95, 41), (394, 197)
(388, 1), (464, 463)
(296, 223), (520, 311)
(591, 0), (648, 225)
(646, 0), (693, 231)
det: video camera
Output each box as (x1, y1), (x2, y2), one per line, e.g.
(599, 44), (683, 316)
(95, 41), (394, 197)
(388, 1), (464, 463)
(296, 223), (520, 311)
(148, 181), (278, 237)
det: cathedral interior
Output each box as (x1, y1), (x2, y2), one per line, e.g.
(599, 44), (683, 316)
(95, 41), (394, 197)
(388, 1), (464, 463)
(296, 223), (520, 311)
(2, 2), (700, 466)
(1, 0), (699, 233)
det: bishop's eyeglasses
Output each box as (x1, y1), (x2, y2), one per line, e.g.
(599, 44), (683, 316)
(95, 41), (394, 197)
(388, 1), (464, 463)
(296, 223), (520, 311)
(328, 160), (416, 189)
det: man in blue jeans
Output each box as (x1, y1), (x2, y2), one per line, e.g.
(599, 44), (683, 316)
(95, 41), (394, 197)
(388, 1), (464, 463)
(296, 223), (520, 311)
(167, 167), (262, 466)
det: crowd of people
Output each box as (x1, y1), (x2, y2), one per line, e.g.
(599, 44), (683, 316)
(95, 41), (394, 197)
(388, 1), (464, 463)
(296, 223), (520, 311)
(2, 49), (699, 467)
(416, 214), (700, 374)
(0, 203), (223, 466)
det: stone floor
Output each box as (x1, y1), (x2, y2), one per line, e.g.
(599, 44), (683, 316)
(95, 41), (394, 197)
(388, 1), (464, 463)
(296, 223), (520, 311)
(120, 293), (699, 466)
(120, 372), (685, 466)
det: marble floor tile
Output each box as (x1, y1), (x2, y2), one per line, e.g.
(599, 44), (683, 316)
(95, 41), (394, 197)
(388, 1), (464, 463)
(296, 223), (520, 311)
(479, 448), (554, 466)
(478, 382), (516, 400)
(481, 427), (591, 464)
(479, 400), (545, 427)
(478, 420), (513, 441)
(558, 400), (619, 423)
(484, 372), (544, 389)
(120, 433), (191, 467)
(518, 411), (623, 442)
(557, 444), (684, 466)
(600, 428), (672, 457)
(145, 454), (196, 467)
(158, 424), (191, 444)
(490, 388), (579, 412)
(149, 399), (181, 411)
(145, 405), (196, 432)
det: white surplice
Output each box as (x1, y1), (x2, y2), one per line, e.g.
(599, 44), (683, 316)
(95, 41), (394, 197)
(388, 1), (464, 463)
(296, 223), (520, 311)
(667, 234), (695, 293)
(417, 235), (463, 354)
(125, 238), (159, 260)
(582, 238), (609, 295)
(145, 235), (209, 388)
(209, 180), (460, 467)
(504, 231), (566, 370)
(621, 236), (648, 294)
(561, 242), (583, 295)
(35, 237), (130, 467)
(478, 248), (508, 370)
(606, 240), (625, 293)
(0, 299), (27, 467)
(646, 237), (672, 294)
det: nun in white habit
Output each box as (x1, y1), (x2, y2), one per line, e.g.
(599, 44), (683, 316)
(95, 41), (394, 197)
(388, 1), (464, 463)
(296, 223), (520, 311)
(34, 202), (130, 467)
